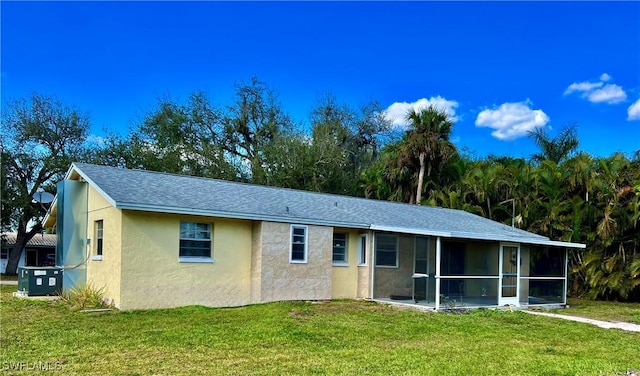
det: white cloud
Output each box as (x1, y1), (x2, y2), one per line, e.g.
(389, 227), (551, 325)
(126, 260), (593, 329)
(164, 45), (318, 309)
(563, 73), (627, 104)
(564, 81), (603, 95)
(475, 101), (549, 141)
(587, 84), (627, 104)
(384, 96), (459, 128)
(86, 134), (106, 145)
(627, 98), (640, 121)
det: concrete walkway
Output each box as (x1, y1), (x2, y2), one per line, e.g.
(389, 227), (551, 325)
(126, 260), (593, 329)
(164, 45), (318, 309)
(524, 310), (640, 332)
(0, 280), (18, 285)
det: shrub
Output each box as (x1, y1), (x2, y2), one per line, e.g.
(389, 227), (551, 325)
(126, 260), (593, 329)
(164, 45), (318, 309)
(60, 283), (112, 310)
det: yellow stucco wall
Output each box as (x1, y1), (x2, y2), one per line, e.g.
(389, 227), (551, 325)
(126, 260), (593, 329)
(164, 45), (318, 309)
(85, 185), (122, 307)
(330, 228), (361, 299)
(118, 211), (253, 310)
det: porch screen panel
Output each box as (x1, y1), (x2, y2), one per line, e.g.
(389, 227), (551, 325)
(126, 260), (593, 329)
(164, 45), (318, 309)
(520, 246), (567, 305)
(528, 280), (565, 304)
(529, 247), (564, 277)
(440, 241), (465, 276)
(439, 241), (501, 308)
(501, 246), (518, 298)
(439, 278), (499, 307)
(463, 243), (499, 276)
(440, 242), (466, 299)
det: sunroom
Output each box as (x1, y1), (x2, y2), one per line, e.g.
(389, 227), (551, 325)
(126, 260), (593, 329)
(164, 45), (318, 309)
(371, 232), (580, 310)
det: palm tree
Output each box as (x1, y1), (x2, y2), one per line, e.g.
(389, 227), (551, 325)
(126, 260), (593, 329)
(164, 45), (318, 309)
(461, 162), (511, 220)
(575, 153), (640, 300)
(362, 140), (417, 202)
(402, 105), (456, 204)
(529, 124), (579, 165)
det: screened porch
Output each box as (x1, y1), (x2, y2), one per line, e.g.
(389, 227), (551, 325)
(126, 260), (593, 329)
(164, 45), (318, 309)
(371, 233), (568, 310)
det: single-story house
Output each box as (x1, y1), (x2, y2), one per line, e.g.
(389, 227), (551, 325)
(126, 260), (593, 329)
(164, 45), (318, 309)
(1, 232), (57, 273)
(43, 163), (585, 310)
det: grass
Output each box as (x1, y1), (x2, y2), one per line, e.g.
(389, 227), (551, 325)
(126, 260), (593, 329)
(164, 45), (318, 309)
(560, 298), (640, 325)
(0, 274), (18, 281)
(1, 285), (639, 375)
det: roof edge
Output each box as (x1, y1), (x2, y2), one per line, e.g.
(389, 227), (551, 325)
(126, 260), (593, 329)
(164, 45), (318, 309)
(43, 163), (118, 227)
(118, 202), (371, 229)
(370, 225), (451, 238)
(370, 225), (585, 248)
(70, 163), (118, 207)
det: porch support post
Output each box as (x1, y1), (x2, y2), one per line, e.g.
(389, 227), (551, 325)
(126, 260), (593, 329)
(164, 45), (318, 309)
(370, 231), (375, 300)
(563, 247), (568, 305)
(435, 236), (441, 310)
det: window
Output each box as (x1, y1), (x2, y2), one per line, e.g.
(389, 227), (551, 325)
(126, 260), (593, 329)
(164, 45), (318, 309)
(179, 222), (212, 260)
(91, 220), (104, 261)
(332, 233), (348, 265)
(375, 234), (398, 267)
(95, 220), (104, 257)
(358, 234), (367, 265)
(0, 248), (7, 260)
(290, 225), (308, 263)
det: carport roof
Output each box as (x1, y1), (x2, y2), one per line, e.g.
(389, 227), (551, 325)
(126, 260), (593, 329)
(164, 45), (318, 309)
(2, 233), (56, 248)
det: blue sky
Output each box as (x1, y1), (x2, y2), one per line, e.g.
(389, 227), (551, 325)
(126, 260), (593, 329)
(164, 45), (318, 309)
(2, 1), (639, 160)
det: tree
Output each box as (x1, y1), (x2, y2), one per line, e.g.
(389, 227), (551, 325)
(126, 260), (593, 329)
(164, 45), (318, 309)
(402, 105), (456, 204)
(579, 154), (640, 300)
(1, 94), (91, 275)
(101, 91), (239, 180)
(259, 132), (316, 190)
(361, 134), (419, 203)
(305, 95), (390, 195)
(222, 77), (293, 184)
(529, 124), (579, 165)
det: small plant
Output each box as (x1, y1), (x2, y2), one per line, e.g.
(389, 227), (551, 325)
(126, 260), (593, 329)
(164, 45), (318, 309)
(60, 283), (113, 310)
(439, 294), (470, 314)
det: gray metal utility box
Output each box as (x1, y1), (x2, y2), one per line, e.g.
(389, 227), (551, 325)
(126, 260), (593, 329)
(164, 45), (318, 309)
(17, 266), (63, 296)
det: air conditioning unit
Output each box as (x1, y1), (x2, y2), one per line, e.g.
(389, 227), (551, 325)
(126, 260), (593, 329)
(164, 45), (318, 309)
(17, 267), (63, 296)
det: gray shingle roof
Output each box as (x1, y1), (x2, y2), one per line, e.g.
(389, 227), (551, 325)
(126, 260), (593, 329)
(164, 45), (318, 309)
(2, 233), (56, 248)
(68, 163), (583, 248)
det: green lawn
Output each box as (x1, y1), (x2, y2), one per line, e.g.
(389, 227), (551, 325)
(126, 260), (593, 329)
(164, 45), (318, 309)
(561, 298), (640, 325)
(0, 274), (18, 281)
(1, 285), (638, 375)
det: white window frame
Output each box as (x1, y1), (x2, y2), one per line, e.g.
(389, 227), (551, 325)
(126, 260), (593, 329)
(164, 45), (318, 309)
(179, 222), (214, 263)
(375, 233), (398, 268)
(358, 234), (368, 266)
(332, 232), (348, 266)
(290, 225), (308, 264)
(91, 220), (104, 261)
